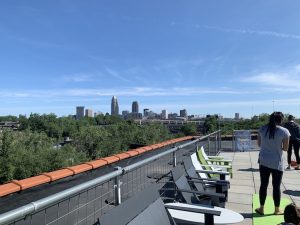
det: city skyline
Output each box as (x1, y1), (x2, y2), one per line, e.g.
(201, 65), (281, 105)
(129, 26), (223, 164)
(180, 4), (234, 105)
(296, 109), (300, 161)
(1, 1), (300, 118)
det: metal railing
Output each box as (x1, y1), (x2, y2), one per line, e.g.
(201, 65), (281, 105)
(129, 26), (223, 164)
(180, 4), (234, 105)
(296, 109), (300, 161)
(0, 131), (221, 225)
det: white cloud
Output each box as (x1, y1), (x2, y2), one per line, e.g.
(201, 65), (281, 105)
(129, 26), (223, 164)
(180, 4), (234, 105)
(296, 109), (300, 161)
(200, 25), (300, 40)
(241, 66), (300, 90)
(62, 73), (94, 82)
(0, 86), (249, 100)
(105, 67), (131, 82)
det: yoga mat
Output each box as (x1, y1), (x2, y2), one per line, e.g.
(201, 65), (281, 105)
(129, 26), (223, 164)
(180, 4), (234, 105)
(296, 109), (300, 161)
(253, 194), (292, 225)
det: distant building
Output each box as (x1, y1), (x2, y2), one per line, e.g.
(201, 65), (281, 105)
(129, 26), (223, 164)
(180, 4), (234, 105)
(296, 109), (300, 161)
(122, 110), (130, 117)
(143, 108), (149, 117)
(0, 121), (20, 130)
(180, 109), (188, 118)
(111, 96), (119, 116)
(131, 112), (142, 119)
(161, 109), (168, 119)
(235, 113), (240, 120)
(76, 106), (84, 120)
(94, 111), (103, 117)
(85, 109), (93, 117)
(168, 113), (178, 119)
(132, 101), (139, 113)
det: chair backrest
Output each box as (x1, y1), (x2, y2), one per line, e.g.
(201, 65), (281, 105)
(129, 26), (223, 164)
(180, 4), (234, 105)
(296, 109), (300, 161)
(98, 184), (172, 225)
(171, 166), (198, 205)
(190, 153), (209, 179)
(196, 146), (216, 173)
(183, 157), (206, 192)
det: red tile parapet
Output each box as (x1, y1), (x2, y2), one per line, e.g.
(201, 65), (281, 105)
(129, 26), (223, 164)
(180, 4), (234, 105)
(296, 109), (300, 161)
(0, 136), (194, 197)
(43, 169), (74, 182)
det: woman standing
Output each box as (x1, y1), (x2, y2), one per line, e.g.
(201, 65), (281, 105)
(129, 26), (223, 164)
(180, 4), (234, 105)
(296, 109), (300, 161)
(256, 112), (290, 215)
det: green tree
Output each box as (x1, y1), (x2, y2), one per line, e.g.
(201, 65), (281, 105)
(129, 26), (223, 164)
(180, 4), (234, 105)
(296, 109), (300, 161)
(180, 123), (197, 136)
(204, 116), (218, 134)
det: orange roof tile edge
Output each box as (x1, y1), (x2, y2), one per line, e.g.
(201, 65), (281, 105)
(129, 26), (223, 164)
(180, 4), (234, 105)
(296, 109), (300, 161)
(11, 175), (51, 190)
(0, 183), (21, 197)
(134, 147), (147, 154)
(85, 159), (108, 169)
(0, 136), (193, 197)
(102, 156), (120, 164)
(126, 150), (140, 157)
(113, 153), (131, 160)
(43, 169), (74, 182)
(67, 164), (93, 175)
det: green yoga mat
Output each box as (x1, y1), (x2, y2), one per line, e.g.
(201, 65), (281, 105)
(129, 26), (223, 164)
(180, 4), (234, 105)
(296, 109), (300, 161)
(253, 194), (292, 225)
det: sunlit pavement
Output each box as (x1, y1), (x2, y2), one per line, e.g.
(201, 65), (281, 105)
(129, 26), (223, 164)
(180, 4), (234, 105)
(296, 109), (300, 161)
(220, 149), (300, 225)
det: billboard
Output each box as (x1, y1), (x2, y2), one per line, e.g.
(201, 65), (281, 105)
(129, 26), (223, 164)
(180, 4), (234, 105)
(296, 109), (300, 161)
(234, 130), (252, 151)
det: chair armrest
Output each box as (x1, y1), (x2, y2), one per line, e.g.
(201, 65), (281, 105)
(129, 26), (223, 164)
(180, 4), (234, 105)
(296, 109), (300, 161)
(195, 169), (229, 175)
(206, 159), (232, 163)
(177, 188), (225, 198)
(165, 205), (221, 216)
(187, 176), (230, 185)
(208, 156), (231, 160)
(200, 164), (231, 169)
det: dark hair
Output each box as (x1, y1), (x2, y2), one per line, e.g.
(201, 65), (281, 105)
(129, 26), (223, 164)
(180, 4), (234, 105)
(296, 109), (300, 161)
(265, 112), (284, 139)
(288, 115), (294, 121)
(284, 203), (300, 225)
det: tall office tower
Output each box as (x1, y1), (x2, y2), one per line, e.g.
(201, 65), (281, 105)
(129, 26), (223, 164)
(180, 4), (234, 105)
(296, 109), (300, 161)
(76, 106), (84, 120)
(143, 108), (149, 117)
(161, 109), (168, 119)
(111, 96), (119, 116)
(235, 113), (240, 120)
(180, 109), (188, 118)
(132, 101), (139, 113)
(85, 109), (93, 117)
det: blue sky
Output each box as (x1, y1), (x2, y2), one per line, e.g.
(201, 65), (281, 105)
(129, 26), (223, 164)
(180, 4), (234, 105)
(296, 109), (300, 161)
(1, 1), (300, 118)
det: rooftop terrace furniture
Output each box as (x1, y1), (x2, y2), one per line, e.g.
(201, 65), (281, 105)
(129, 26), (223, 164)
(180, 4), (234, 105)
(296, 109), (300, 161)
(182, 156), (230, 200)
(191, 153), (231, 181)
(166, 202), (244, 225)
(198, 146), (232, 168)
(196, 146), (232, 179)
(170, 165), (227, 207)
(96, 183), (223, 225)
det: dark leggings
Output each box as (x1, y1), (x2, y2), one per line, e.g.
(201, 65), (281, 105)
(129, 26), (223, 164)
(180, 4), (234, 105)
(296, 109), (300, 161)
(287, 139), (300, 164)
(259, 165), (283, 207)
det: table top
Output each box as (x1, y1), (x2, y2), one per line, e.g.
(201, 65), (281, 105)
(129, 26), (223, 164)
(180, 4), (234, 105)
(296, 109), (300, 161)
(165, 202), (244, 225)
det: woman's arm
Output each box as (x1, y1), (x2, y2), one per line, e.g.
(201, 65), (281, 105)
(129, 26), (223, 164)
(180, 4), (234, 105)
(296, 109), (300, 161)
(282, 137), (289, 152)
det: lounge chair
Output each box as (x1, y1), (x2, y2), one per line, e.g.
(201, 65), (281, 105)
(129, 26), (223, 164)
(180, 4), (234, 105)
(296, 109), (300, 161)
(191, 153), (231, 181)
(198, 146), (232, 168)
(170, 165), (227, 207)
(96, 183), (224, 225)
(195, 147), (233, 179)
(182, 156), (230, 199)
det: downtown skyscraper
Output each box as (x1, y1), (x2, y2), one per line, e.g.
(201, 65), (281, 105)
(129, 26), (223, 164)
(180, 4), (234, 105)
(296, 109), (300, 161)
(132, 101), (139, 113)
(111, 96), (119, 116)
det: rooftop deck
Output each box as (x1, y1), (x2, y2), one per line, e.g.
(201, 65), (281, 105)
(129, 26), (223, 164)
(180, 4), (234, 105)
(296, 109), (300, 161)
(1, 133), (300, 225)
(221, 148), (300, 225)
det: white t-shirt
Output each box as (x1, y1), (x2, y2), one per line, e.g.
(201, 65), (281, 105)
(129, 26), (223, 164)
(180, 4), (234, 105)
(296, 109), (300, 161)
(259, 125), (290, 171)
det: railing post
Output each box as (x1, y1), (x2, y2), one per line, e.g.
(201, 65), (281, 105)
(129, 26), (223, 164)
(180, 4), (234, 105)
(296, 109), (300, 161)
(173, 151), (177, 167)
(218, 131), (221, 151)
(208, 136), (210, 155)
(215, 133), (217, 155)
(114, 167), (122, 206)
(232, 130), (235, 152)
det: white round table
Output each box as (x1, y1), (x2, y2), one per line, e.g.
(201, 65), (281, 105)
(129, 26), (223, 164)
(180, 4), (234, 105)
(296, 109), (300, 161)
(165, 202), (244, 224)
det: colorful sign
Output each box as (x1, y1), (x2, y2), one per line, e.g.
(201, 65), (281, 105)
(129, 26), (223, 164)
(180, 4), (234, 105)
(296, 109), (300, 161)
(234, 130), (252, 151)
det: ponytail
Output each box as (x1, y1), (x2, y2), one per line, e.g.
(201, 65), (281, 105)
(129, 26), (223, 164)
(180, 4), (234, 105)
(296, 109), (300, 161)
(265, 112), (284, 139)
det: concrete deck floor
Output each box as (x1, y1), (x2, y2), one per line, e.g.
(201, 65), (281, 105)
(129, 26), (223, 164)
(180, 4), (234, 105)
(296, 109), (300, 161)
(220, 149), (300, 225)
